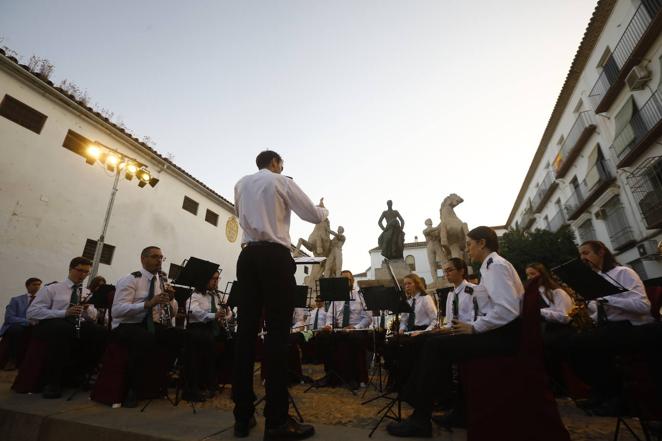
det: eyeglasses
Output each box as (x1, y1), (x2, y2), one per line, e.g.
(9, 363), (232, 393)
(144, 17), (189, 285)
(149, 255), (166, 262)
(72, 267), (90, 274)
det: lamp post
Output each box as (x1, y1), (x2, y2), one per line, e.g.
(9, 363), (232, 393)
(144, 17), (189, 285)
(83, 142), (159, 280)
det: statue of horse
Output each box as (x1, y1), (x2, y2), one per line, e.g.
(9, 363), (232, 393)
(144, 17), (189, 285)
(439, 193), (469, 260)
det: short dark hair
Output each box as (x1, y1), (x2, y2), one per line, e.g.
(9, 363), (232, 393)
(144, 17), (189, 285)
(467, 226), (499, 252)
(69, 256), (92, 269)
(447, 257), (468, 279)
(141, 246), (161, 258)
(25, 277), (42, 287)
(256, 150), (282, 169)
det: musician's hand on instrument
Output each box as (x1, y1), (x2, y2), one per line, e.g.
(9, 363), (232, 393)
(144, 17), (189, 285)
(66, 305), (83, 317)
(322, 325), (332, 332)
(215, 310), (226, 321)
(398, 329), (405, 335)
(451, 320), (474, 335)
(343, 325), (355, 330)
(82, 303), (91, 310)
(410, 331), (422, 337)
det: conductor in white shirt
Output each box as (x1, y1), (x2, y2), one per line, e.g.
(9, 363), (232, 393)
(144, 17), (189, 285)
(232, 150), (327, 440)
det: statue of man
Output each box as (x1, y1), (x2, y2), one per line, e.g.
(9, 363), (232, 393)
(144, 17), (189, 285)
(423, 219), (446, 283)
(378, 200), (405, 260)
(324, 226), (346, 277)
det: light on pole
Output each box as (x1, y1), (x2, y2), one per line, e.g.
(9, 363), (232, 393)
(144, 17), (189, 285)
(83, 142), (159, 280)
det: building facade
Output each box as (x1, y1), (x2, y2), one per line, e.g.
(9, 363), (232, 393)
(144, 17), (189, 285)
(366, 242), (437, 285)
(0, 49), (247, 309)
(507, 0), (662, 281)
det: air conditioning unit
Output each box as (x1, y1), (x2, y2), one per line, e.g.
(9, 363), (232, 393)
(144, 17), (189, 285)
(636, 240), (659, 257)
(625, 65), (652, 91)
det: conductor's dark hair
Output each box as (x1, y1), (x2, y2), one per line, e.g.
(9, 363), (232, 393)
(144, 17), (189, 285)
(256, 150), (282, 169)
(447, 258), (468, 279)
(580, 240), (619, 272)
(141, 246), (161, 258)
(69, 256), (92, 269)
(25, 277), (42, 287)
(467, 226), (499, 252)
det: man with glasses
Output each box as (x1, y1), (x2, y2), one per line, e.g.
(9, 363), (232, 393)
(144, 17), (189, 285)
(26, 257), (107, 399)
(112, 246), (182, 408)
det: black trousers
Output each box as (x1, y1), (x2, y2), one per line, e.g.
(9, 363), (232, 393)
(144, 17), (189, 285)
(2, 324), (31, 365)
(383, 332), (434, 389)
(315, 330), (369, 384)
(402, 319), (521, 418)
(113, 322), (185, 392)
(232, 243), (296, 427)
(33, 318), (108, 387)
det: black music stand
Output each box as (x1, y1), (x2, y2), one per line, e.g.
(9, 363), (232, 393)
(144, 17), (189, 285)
(552, 259), (626, 300)
(304, 277), (356, 394)
(360, 285), (389, 396)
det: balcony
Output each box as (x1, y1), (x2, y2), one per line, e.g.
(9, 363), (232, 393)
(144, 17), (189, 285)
(609, 224), (637, 250)
(531, 170), (558, 213)
(588, 2), (662, 113)
(548, 210), (567, 233)
(565, 159), (616, 221)
(625, 156), (662, 229)
(520, 204), (535, 230)
(611, 90), (662, 167)
(553, 112), (597, 178)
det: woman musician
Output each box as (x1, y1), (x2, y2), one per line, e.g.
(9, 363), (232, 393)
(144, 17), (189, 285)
(184, 270), (233, 402)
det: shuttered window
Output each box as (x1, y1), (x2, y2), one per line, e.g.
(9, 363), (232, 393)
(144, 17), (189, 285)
(0, 94), (48, 134)
(205, 209), (219, 226)
(182, 196), (199, 215)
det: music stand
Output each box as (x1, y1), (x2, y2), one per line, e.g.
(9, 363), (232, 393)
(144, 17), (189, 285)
(174, 257), (220, 290)
(552, 259), (626, 300)
(360, 285), (389, 396)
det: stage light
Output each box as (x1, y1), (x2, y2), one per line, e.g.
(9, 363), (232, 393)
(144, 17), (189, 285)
(85, 145), (102, 165)
(106, 154), (120, 166)
(126, 164), (138, 174)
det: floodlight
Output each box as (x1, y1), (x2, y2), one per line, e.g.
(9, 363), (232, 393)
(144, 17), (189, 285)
(85, 144), (102, 165)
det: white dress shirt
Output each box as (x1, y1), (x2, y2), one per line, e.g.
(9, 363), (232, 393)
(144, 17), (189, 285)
(443, 280), (483, 328)
(27, 278), (97, 322)
(306, 307), (327, 330)
(186, 291), (232, 324)
(325, 289), (372, 329)
(292, 307), (308, 329)
(472, 252), (524, 333)
(587, 266), (653, 326)
(111, 268), (178, 329)
(539, 286), (574, 324)
(399, 292), (438, 331)
(234, 169), (329, 248)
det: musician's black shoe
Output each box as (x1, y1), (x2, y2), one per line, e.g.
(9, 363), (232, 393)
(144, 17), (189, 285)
(122, 389), (138, 408)
(431, 408), (466, 430)
(42, 384), (62, 399)
(386, 416), (432, 437)
(234, 415), (257, 438)
(264, 416), (314, 441)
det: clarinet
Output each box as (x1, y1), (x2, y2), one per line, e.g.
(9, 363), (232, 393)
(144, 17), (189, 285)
(74, 286), (83, 338)
(158, 271), (174, 328)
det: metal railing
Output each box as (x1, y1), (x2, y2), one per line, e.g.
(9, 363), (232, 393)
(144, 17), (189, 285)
(609, 224), (636, 250)
(564, 158), (612, 218)
(588, 3), (658, 108)
(531, 170), (556, 212)
(611, 89), (662, 162)
(553, 112), (596, 176)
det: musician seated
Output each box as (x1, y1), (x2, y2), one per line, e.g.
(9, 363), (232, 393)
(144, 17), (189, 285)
(399, 273), (437, 335)
(314, 270), (372, 390)
(299, 296), (327, 364)
(87, 276), (108, 327)
(111, 246), (184, 408)
(1, 277), (41, 370)
(388, 226), (524, 437)
(566, 240), (653, 415)
(184, 270), (232, 402)
(26, 258), (108, 399)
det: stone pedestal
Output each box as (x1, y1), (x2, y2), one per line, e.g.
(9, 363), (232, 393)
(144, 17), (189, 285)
(374, 259), (411, 282)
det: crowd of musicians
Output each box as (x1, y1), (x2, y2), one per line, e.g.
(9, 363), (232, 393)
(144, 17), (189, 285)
(2, 147), (662, 439)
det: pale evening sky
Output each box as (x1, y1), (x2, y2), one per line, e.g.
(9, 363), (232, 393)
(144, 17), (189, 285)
(0, 0), (597, 274)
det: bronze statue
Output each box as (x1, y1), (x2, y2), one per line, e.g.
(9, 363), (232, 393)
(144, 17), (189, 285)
(378, 200), (405, 260)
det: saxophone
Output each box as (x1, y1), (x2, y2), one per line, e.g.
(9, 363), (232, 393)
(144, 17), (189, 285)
(158, 271), (174, 328)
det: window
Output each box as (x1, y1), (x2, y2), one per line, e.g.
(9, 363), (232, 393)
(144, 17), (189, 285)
(304, 266), (309, 275)
(182, 196), (199, 215)
(0, 94), (47, 134)
(405, 255), (416, 271)
(82, 239), (115, 265)
(601, 196), (635, 250)
(577, 219), (597, 242)
(205, 209), (219, 226)
(62, 129), (93, 157)
(168, 263), (183, 280)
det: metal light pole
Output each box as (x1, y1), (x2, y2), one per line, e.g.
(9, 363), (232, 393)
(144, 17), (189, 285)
(89, 168), (121, 280)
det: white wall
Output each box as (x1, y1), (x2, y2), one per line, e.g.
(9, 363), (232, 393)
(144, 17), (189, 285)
(368, 243), (436, 285)
(0, 62), (242, 310)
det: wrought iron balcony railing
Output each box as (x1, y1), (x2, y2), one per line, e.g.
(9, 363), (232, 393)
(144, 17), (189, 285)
(553, 112), (597, 178)
(531, 170), (557, 213)
(611, 89), (662, 167)
(565, 158), (615, 220)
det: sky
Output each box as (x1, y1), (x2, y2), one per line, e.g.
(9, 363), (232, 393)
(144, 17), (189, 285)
(0, 0), (598, 273)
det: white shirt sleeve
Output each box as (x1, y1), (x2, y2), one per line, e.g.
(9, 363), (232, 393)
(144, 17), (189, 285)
(540, 288), (574, 324)
(283, 179), (328, 224)
(422, 295), (438, 330)
(603, 268), (651, 315)
(472, 263), (521, 333)
(188, 294), (212, 323)
(112, 276), (146, 319)
(27, 284), (66, 321)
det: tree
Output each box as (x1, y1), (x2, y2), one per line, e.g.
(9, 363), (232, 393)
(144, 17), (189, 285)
(500, 225), (579, 279)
